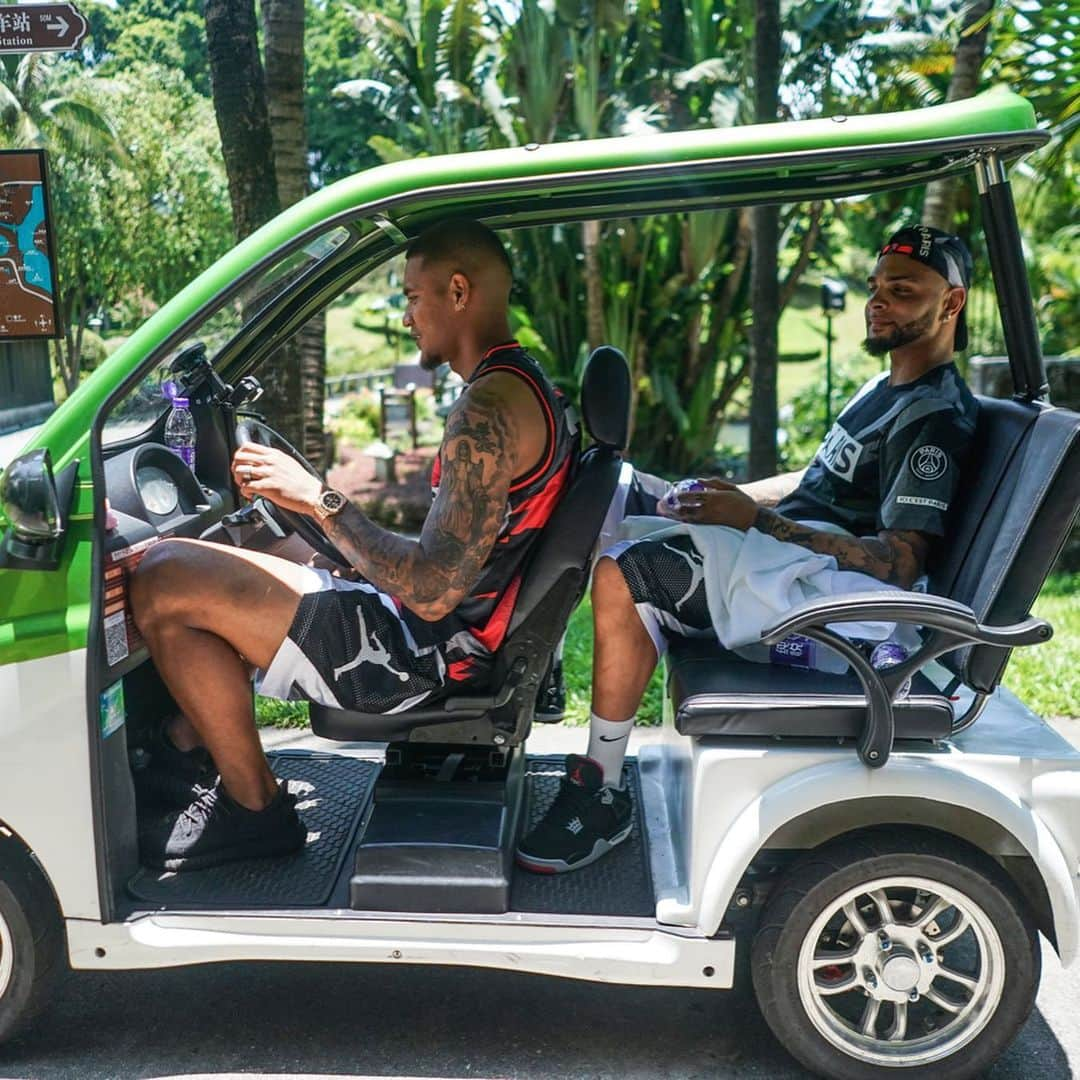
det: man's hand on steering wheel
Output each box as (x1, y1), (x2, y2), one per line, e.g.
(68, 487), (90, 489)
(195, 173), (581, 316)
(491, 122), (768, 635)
(231, 442), (324, 515)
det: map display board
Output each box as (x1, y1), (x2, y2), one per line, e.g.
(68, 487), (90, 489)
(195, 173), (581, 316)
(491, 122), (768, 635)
(0, 150), (60, 339)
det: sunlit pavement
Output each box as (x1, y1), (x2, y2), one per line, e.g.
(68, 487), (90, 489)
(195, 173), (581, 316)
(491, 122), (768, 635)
(0, 425), (41, 470)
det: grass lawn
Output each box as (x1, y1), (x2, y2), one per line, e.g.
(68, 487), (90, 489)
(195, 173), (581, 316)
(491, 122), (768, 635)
(256, 571), (1079, 729)
(1001, 572), (1080, 718)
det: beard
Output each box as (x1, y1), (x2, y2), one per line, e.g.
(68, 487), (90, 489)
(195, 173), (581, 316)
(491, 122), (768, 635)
(863, 309), (935, 356)
(418, 348), (442, 372)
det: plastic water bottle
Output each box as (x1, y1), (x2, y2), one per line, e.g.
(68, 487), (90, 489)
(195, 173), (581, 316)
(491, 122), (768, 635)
(735, 633), (849, 674)
(769, 633), (849, 674)
(870, 640), (911, 698)
(164, 397), (197, 471)
(662, 478), (706, 512)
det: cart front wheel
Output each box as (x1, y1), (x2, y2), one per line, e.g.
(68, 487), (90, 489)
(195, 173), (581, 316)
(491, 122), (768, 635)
(751, 833), (1039, 1080)
(0, 843), (64, 1045)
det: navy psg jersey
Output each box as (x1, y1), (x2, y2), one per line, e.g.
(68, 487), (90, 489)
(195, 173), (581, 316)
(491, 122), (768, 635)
(776, 363), (978, 537)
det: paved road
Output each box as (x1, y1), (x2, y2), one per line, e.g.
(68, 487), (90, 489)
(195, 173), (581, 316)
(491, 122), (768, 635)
(0, 426), (41, 470)
(0, 939), (1075, 1080)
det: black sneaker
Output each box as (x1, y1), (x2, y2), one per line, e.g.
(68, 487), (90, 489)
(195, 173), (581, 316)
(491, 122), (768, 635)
(534, 660), (567, 723)
(139, 781), (307, 872)
(516, 755), (632, 874)
(132, 723), (217, 812)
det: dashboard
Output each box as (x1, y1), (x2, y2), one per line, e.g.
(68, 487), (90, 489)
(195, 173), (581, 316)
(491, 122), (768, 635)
(103, 442), (227, 561)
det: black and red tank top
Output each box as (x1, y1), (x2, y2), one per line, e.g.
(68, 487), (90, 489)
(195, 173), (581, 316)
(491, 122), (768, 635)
(404, 342), (578, 674)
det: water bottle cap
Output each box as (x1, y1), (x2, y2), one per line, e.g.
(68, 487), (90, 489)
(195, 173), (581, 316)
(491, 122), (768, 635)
(172, 397), (189, 408)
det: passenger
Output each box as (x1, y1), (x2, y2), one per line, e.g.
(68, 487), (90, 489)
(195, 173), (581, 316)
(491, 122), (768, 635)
(517, 225), (979, 874)
(131, 219), (577, 871)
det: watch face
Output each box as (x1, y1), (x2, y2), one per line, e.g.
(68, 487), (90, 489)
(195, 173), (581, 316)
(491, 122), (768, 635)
(320, 490), (347, 514)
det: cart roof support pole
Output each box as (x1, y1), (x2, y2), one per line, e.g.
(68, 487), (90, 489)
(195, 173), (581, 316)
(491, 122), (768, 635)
(975, 154), (1048, 402)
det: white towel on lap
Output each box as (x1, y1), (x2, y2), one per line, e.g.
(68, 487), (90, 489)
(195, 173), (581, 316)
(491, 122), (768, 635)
(614, 515), (910, 650)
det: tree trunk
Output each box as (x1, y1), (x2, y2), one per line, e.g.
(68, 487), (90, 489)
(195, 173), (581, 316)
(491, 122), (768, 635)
(583, 219), (605, 351)
(748, 0), (781, 480)
(205, 0), (305, 449)
(262, 0), (327, 464)
(922, 0), (993, 231)
(205, 0), (280, 240)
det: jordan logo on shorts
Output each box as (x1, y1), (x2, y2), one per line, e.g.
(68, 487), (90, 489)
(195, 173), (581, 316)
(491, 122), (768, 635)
(662, 541), (705, 612)
(334, 606), (409, 683)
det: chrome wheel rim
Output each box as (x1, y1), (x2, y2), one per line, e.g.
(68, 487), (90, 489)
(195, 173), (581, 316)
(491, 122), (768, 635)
(797, 874), (1006, 1068)
(0, 906), (13, 1000)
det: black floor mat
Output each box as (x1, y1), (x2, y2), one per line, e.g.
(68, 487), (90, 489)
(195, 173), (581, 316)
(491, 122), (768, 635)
(510, 758), (654, 917)
(128, 751), (379, 908)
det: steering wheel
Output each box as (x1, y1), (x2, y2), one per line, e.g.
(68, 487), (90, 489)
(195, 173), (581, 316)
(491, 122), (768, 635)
(235, 417), (353, 569)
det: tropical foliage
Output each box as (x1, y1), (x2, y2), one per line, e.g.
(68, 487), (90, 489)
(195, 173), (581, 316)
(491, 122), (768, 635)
(0, 0), (1074, 461)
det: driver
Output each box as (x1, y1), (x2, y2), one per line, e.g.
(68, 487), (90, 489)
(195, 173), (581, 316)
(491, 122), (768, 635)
(516, 225), (979, 874)
(131, 219), (577, 871)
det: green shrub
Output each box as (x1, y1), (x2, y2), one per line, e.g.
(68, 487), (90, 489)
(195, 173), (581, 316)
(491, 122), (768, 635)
(329, 389), (380, 448)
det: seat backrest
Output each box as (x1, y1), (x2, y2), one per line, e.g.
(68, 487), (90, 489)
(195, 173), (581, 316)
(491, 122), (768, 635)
(930, 396), (1080, 692)
(481, 347), (632, 740)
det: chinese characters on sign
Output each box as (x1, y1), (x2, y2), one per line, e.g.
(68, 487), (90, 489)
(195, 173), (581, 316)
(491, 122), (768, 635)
(0, 3), (88, 54)
(0, 151), (61, 339)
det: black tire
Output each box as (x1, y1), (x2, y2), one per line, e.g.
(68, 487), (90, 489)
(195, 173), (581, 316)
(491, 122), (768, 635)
(0, 840), (66, 1046)
(751, 830), (1040, 1080)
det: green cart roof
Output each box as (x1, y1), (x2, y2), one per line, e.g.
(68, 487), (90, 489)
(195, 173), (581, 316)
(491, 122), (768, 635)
(28, 86), (1047, 467)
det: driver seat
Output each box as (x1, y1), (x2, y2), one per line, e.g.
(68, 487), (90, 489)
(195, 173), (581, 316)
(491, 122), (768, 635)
(308, 344), (631, 747)
(307, 346), (631, 914)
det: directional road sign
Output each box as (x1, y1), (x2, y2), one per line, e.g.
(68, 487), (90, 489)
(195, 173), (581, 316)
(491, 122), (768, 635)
(0, 3), (87, 54)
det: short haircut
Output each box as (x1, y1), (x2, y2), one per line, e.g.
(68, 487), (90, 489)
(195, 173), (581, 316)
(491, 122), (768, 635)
(405, 219), (512, 278)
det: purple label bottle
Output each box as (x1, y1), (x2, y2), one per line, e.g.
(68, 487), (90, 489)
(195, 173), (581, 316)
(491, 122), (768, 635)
(164, 396), (197, 471)
(871, 640), (911, 698)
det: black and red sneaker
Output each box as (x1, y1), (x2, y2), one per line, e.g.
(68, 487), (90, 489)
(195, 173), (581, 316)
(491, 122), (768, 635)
(515, 754), (632, 874)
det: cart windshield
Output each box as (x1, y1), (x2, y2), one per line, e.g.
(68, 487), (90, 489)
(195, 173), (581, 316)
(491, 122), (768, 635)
(102, 225), (350, 445)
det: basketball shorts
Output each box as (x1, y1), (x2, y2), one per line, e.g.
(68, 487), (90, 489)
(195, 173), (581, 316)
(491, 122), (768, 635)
(255, 567), (454, 714)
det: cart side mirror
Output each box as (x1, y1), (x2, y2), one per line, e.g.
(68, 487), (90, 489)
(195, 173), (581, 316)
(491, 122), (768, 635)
(0, 449), (79, 571)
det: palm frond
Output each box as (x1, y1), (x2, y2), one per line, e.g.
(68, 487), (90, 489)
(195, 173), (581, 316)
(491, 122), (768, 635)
(437, 0), (484, 84)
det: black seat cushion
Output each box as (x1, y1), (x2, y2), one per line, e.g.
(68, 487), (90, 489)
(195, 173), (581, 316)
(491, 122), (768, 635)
(667, 638), (953, 740)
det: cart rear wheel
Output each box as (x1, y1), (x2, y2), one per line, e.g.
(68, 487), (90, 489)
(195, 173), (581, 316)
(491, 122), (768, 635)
(751, 832), (1039, 1080)
(0, 842), (65, 1045)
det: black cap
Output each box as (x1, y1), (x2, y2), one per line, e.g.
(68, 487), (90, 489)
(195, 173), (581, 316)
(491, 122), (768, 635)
(879, 225), (973, 350)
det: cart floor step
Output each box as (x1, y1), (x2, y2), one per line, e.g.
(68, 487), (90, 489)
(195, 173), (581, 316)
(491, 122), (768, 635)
(126, 752), (653, 916)
(127, 751), (379, 908)
(510, 758), (654, 917)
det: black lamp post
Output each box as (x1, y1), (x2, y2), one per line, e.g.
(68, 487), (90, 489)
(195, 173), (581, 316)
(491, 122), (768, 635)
(820, 277), (847, 432)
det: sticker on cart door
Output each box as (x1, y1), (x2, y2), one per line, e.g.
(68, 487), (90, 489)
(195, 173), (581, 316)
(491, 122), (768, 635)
(99, 680), (125, 738)
(103, 609), (129, 665)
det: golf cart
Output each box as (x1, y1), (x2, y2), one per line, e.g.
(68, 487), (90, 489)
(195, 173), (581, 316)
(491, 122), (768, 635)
(2, 87), (1079, 1079)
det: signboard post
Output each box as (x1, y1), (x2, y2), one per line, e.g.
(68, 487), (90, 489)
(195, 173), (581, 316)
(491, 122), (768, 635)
(0, 150), (61, 339)
(0, 3), (88, 54)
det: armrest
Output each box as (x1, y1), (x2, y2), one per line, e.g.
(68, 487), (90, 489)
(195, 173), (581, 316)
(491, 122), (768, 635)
(759, 592), (1051, 772)
(761, 592), (1051, 650)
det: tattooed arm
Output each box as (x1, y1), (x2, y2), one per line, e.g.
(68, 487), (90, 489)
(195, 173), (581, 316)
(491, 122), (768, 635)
(321, 377), (522, 620)
(666, 479), (930, 588)
(752, 509), (929, 588)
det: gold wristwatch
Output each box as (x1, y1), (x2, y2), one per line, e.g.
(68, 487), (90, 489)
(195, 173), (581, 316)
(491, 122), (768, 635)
(312, 487), (348, 522)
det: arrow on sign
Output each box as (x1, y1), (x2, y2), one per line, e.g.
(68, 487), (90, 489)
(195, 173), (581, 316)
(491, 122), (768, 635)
(0, 4), (88, 55)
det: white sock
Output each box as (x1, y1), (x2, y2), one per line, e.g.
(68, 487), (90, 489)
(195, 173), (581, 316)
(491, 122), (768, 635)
(586, 712), (635, 787)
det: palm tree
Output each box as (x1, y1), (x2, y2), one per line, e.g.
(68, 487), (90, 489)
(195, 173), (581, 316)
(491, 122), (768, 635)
(0, 54), (122, 159)
(334, 0), (493, 162)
